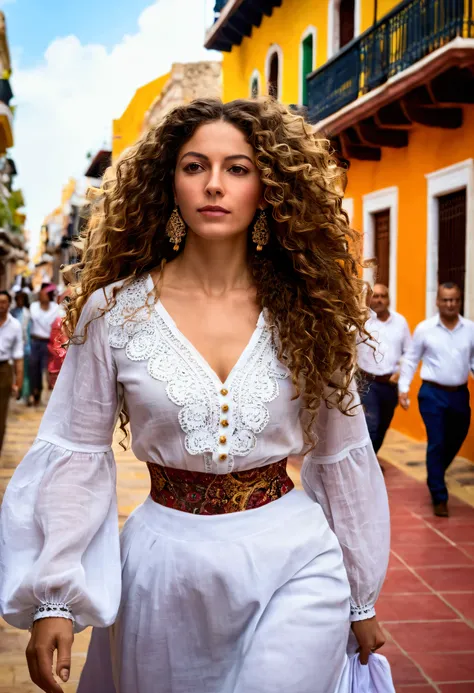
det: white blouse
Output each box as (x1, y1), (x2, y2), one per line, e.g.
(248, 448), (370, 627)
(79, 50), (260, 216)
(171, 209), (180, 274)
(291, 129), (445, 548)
(0, 274), (390, 632)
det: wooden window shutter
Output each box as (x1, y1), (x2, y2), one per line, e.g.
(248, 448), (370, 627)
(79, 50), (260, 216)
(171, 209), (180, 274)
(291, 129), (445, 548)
(438, 188), (466, 312)
(373, 208), (390, 287)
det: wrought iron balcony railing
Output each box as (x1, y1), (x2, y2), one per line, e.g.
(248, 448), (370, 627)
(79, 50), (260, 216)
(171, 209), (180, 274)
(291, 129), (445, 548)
(307, 0), (473, 124)
(214, 0), (229, 12)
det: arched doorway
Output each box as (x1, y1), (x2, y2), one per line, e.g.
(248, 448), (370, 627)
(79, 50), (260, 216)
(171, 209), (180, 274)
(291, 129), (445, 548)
(268, 52), (279, 98)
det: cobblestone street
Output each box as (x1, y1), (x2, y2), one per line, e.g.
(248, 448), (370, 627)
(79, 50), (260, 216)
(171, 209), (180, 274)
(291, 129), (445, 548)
(1, 400), (474, 692)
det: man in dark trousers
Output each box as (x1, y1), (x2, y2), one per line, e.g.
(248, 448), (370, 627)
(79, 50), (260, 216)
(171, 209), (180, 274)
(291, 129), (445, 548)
(358, 284), (411, 465)
(399, 283), (474, 517)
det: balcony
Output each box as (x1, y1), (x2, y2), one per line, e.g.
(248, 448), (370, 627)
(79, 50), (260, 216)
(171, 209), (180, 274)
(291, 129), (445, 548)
(206, 0), (283, 51)
(307, 0), (474, 160)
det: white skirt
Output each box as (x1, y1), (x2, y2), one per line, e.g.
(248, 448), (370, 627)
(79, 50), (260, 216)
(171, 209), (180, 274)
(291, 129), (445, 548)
(77, 489), (352, 693)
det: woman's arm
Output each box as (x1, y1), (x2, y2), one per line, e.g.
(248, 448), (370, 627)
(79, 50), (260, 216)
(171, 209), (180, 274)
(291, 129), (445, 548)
(0, 288), (121, 691)
(301, 381), (390, 660)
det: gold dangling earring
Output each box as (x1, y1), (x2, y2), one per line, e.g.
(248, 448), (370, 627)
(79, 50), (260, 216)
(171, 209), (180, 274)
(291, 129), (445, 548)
(166, 206), (186, 251)
(252, 209), (270, 251)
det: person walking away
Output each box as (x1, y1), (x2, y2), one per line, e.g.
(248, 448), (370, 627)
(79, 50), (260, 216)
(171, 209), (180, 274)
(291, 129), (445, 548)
(358, 284), (411, 464)
(0, 290), (24, 454)
(11, 291), (31, 402)
(399, 282), (474, 517)
(29, 286), (59, 405)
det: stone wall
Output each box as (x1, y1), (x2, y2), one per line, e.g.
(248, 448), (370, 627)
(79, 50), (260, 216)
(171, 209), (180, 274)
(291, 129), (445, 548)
(144, 61), (222, 130)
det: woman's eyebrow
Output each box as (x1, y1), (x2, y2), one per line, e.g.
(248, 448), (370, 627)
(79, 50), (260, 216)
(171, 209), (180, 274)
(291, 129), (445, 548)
(179, 152), (253, 164)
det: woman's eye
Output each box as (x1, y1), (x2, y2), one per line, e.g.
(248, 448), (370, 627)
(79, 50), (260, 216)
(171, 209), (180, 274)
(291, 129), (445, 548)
(229, 165), (248, 175)
(184, 162), (203, 173)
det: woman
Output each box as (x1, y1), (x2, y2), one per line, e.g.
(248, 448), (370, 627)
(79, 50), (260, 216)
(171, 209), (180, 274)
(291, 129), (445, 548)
(10, 290), (31, 402)
(47, 288), (71, 389)
(0, 99), (390, 693)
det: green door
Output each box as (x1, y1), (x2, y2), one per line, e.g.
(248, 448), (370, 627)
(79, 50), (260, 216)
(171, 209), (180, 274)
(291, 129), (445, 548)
(302, 35), (313, 106)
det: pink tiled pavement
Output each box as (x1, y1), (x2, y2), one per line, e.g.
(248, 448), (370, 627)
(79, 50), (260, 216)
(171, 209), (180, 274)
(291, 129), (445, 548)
(378, 461), (474, 691)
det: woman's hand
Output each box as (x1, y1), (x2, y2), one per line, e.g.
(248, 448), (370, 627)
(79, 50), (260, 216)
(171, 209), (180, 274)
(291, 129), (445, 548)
(351, 616), (385, 665)
(26, 617), (74, 693)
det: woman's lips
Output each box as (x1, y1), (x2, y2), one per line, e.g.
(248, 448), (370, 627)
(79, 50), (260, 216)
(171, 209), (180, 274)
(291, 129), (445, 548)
(198, 207), (230, 217)
(199, 209), (229, 217)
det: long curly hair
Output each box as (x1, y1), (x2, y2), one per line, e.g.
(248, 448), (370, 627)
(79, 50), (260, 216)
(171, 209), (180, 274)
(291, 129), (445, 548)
(64, 97), (368, 449)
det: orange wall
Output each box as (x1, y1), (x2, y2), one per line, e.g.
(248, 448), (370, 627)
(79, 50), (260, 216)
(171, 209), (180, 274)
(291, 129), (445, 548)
(345, 106), (474, 461)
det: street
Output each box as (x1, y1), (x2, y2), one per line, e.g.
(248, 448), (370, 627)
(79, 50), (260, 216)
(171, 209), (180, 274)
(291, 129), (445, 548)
(1, 401), (474, 692)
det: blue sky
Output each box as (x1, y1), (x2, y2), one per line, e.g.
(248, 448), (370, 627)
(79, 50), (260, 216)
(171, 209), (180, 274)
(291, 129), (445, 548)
(4, 0), (219, 253)
(6, 0), (155, 67)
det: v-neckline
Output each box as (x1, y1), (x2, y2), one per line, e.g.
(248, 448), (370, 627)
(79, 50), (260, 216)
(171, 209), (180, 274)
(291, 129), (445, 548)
(146, 274), (265, 389)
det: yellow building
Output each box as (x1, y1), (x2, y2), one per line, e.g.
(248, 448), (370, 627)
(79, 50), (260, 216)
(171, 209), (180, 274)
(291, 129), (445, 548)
(206, 0), (474, 462)
(113, 73), (170, 161)
(113, 62), (222, 161)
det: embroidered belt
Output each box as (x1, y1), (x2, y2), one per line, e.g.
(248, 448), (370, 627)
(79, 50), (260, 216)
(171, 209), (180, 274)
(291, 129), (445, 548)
(146, 459), (294, 515)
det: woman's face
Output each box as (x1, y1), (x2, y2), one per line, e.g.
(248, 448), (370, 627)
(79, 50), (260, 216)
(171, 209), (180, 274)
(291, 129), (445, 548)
(174, 120), (264, 243)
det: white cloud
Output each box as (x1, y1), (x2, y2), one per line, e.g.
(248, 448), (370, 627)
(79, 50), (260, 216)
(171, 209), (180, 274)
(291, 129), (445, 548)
(10, 0), (220, 254)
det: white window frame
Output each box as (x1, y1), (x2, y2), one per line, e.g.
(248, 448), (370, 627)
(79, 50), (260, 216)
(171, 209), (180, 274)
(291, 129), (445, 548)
(327, 0), (362, 59)
(249, 69), (261, 98)
(265, 44), (283, 100)
(362, 187), (399, 309)
(299, 26), (317, 105)
(425, 158), (474, 320)
(342, 197), (354, 225)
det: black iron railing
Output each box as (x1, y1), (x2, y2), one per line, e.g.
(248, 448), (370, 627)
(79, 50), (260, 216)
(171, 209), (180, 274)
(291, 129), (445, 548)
(307, 0), (473, 123)
(214, 0), (229, 12)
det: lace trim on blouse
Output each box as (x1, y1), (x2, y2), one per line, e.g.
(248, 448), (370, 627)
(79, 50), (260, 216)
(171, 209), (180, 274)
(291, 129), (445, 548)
(350, 599), (376, 621)
(32, 601), (74, 624)
(105, 276), (290, 467)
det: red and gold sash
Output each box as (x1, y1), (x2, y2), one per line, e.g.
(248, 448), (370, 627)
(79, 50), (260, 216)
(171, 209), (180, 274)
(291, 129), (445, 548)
(147, 459), (294, 515)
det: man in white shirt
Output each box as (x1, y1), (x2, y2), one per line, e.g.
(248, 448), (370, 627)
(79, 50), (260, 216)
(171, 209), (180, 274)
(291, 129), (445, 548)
(0, 290), (24, 453)
(399, 283), (474, 517)
(358, 284), (411, 459)
(29, 286), (59, 405)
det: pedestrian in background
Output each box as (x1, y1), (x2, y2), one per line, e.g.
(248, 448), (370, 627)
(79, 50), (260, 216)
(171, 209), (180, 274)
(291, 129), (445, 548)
(399, 282), (474, 517)
(11, 291), (31, 403)
(358, 284), (411, 465)
(28, 284), (59, 405)
(47, 287), (71, 389)
(0, 290), (23, 454)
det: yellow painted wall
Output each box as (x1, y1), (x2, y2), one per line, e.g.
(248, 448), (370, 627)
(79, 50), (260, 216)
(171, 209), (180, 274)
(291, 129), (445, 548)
(112, 72), (170, 160)
(221, 0), (328, 104)
(345, 107), (474, 462)
(220, 0), (408, 105)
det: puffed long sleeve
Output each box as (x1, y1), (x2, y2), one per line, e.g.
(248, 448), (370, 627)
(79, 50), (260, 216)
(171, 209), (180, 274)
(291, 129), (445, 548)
(301, 382), (390, 622)
(0, 290), (122, 632)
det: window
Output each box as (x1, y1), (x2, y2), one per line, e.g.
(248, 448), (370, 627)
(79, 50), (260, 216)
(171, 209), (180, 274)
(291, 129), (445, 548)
(373, 209), (390, 287)
(249, 70), (261, 99)
(328, 0), (360, 58)
(301, 34), (314, 106)
(339, 0), (355, 48)
(363, 187), (398, 308)
(425, 159), (473, 319)
(268, 52), (279, 98)
(251, 77), (259, 99)
(437, 188), (466, 312)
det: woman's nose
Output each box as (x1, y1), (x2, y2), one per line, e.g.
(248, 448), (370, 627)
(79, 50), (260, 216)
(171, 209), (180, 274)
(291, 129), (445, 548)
(204, 167), (224, 196)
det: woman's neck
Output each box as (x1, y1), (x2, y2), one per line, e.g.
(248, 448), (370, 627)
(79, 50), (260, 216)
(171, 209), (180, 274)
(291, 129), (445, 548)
(164, 231), (253, 297)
